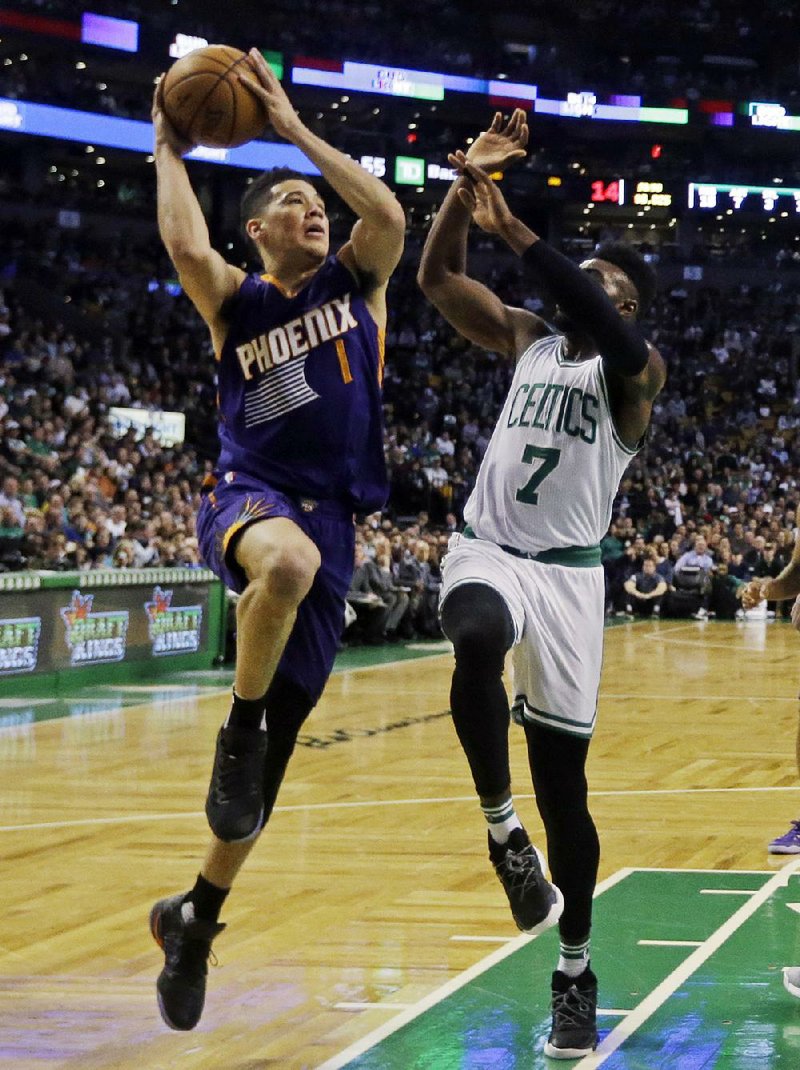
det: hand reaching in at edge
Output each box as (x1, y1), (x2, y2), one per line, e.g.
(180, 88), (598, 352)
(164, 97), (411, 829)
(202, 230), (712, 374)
(464, 109), (529, 174)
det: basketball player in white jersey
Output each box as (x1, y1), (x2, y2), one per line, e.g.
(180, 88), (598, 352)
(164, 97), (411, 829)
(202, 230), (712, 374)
(417, 110), (666, 1059)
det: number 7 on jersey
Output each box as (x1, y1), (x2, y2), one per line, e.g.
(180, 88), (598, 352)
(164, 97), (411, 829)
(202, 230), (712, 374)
(515, 445), (562, 505)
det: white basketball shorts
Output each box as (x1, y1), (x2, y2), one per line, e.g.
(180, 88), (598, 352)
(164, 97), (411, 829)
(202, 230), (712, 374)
(439, 532), (605, 738)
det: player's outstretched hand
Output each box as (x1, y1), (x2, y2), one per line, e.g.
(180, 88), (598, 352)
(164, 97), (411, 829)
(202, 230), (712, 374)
(240, 48), (301, 140)
(465, 109), (528, 173)
(449, 152), (514, 235)
(151, 78), (195, 156)
(791, 594), (800, 632)
(741, 579), (767, 610)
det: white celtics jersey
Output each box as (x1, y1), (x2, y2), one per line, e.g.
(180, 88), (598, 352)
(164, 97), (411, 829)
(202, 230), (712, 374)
(464, 333), (639, 552)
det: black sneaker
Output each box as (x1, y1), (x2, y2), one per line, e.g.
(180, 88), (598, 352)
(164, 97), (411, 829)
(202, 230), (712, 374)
(488, 828), (564, 935)
(544, 965), (598, 1059)
(150, 894), (225, 1031)
(205, 724), (268, 842)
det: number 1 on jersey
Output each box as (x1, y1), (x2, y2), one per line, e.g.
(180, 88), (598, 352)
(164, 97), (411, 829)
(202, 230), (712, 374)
(515, 445), (562, 505)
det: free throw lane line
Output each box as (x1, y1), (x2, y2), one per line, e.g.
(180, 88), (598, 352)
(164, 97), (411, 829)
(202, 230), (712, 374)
(315, 868), (635, 1070)
(573, 857), (800, 1068)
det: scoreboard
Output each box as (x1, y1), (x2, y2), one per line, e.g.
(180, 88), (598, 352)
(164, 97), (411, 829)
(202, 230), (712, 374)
(568, 177), (674, 210)
(687, 182), (800, 213)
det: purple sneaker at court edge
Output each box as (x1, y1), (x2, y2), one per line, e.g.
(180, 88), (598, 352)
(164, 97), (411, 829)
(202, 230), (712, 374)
(768, 820), (800, 854)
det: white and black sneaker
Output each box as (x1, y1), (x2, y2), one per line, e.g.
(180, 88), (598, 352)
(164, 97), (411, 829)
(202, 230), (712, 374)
(544, 964), (598, 1058)
(488, 828), (564, 935)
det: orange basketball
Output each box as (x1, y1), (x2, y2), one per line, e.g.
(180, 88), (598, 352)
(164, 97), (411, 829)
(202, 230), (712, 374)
(160, 45), (268, 149)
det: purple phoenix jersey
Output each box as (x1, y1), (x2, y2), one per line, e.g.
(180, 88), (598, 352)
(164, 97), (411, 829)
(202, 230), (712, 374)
(215, 254), (388, 512)
(196, 255), (388, 704)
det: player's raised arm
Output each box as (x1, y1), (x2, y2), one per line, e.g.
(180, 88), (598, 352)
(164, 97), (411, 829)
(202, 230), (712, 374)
(152, 85), (244, 334)
(417, 115), (546, 359)
(457, 157), (652, 380)
(417, 176), (532, 357)
(241, 49), (404, 288)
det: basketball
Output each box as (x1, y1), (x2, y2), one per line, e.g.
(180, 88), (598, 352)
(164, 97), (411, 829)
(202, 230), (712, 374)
(160, 45), (268, 149)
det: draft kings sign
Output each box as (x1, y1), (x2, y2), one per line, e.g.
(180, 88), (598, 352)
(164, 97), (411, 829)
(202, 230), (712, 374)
(60, 591), (129, 666)
(144, 586), (203, 656)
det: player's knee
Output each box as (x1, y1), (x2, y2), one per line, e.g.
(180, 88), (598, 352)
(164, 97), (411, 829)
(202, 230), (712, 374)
(441, 583), (515, 665)
(248, 540), (321, 607)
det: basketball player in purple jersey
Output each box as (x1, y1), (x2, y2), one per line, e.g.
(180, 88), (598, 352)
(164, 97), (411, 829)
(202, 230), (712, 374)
(148, 49), (405, 1030)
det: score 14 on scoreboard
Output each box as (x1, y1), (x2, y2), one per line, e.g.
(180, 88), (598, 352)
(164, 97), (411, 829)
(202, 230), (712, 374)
(587, 179), (672, 208)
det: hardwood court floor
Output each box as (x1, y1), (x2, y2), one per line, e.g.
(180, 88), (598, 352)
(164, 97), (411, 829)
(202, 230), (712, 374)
(2, 619), (800, 1069)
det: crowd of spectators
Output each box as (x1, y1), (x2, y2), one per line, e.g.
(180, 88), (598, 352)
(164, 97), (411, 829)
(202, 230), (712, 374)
(3, 199), (800, 647)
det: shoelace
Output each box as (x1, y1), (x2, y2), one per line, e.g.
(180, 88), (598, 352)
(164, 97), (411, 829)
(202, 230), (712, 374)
(552, 986), (595, 1029)
(501, 847), (543, 891)
(213, 743), (261, 799)
(169, 930), (220, 975)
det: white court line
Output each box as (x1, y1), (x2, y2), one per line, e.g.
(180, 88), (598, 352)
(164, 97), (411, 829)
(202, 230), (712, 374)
(572, 857), (800, 1069)
(638, 940), (703, 947)
(315, 868), (634, 1070)
(450, 935), (514, 944)
(335, 1003), (414, 1012)
(633, 866), (777, 875)
(700, 888), (759, 895)
(599, 693), (798, 702)
(2, 786), (800, 834)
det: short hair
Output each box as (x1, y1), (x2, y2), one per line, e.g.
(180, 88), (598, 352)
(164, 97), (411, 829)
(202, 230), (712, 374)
(593, 240), (657, 316)
(239, 168), (320, 234)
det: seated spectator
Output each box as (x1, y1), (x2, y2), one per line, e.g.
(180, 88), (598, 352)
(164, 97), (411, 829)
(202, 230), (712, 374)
(412, 540), (443, 638)
(674, 535), (715, 576)
(609, 537), (646, 615)
(623, 557), (668, 617)
(0, 475), (25, 527)
(656, 533), (715, 620)
(371, 551), (411, 640)
(654, 543), (674, 585)
(709, 561), (747, 620)
(346, 543), (390, 645)
(0, 504), (25, 570)
(129, 521), (159, 568)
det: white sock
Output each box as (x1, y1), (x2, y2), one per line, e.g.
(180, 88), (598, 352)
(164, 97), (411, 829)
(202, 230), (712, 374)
(558, 938), (590, 978)
(482, 797), (523, 845)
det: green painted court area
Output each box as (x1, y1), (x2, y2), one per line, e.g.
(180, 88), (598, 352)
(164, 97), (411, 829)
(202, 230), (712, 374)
(331, 867), (800, 1070)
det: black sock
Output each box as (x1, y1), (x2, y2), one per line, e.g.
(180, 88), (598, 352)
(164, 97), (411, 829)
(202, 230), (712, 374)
(186, 873), (229, 923)
(226, 689), (267, 731)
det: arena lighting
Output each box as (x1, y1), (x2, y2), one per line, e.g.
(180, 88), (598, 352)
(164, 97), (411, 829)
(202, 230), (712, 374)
(747, 102), (800, 131)
(0, 8), (80, 40)
(0, 8), (139, 52)
(292, 57), (538, 106)
(535, 92), (688, 125)
(0, 95), (448, 187)
(81, 13), (138, 53)
(0, 96), (320, 173)
(688, 182), (800, 212)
